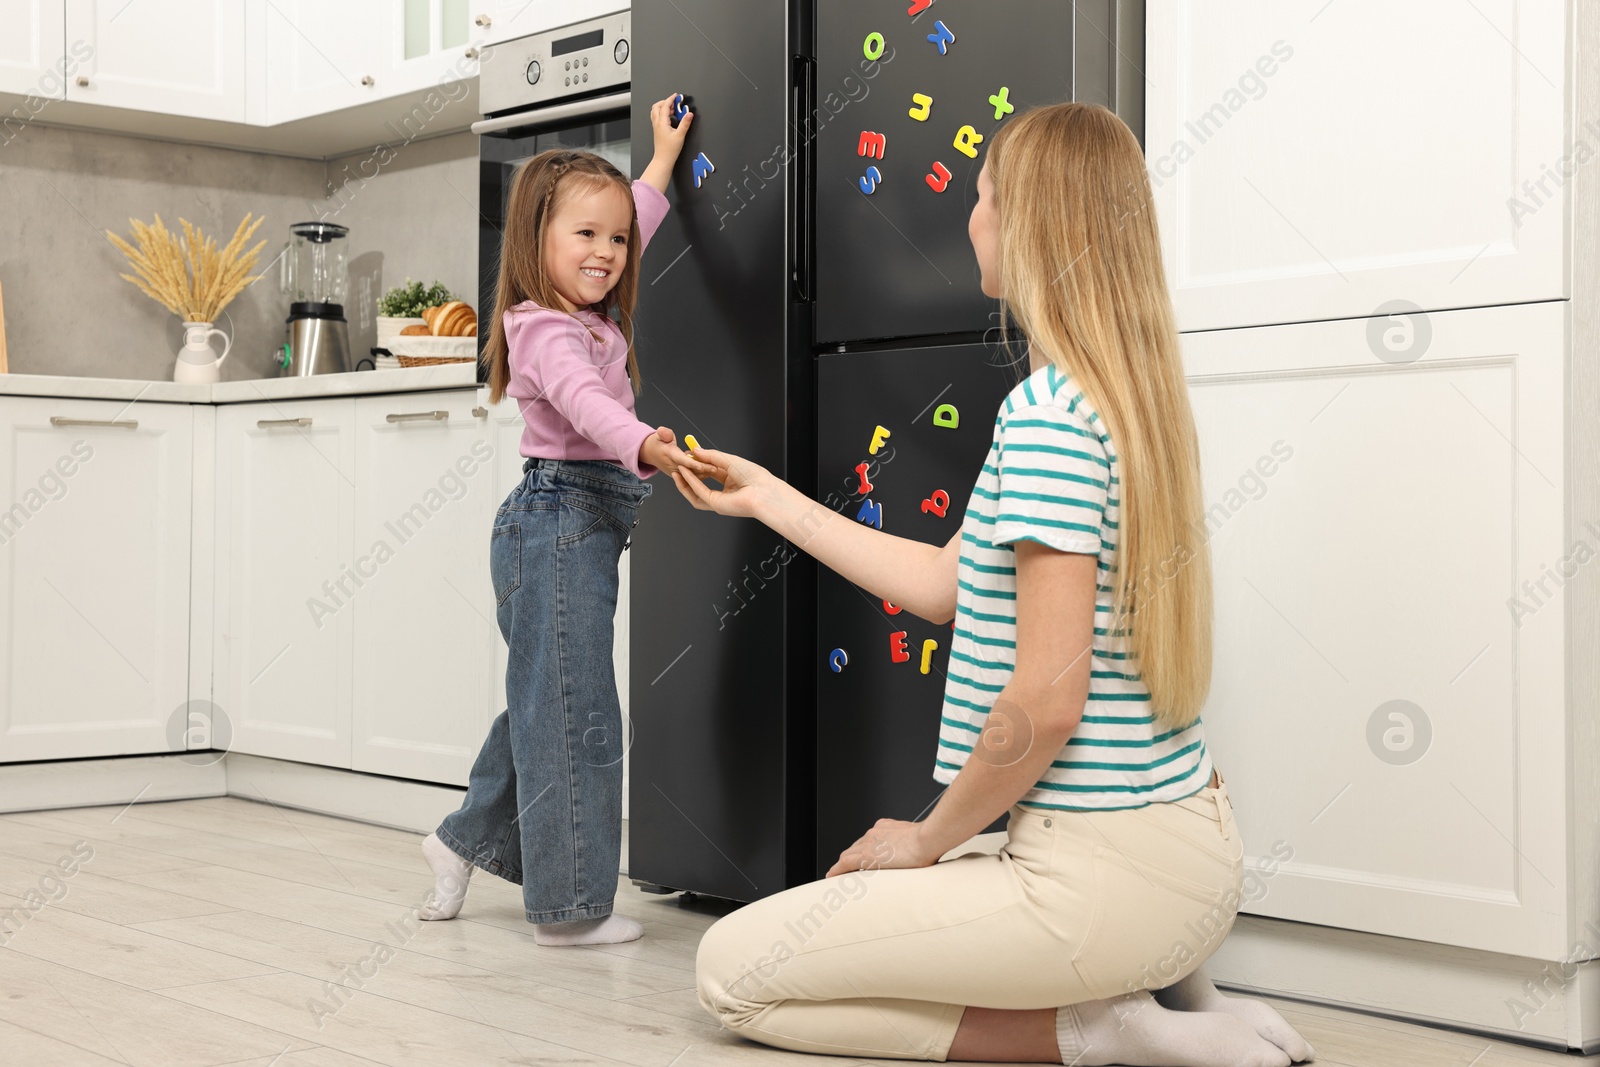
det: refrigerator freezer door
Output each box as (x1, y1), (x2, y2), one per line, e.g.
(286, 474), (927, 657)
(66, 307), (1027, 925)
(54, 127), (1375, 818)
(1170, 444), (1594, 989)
(813, 0), (1078, 344)
(814, 341), (1022, 875)
(628, 0), (808, 902)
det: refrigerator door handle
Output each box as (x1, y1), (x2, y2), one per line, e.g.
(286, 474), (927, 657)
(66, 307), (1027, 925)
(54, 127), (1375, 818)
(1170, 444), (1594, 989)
(791, 55), (815, 304)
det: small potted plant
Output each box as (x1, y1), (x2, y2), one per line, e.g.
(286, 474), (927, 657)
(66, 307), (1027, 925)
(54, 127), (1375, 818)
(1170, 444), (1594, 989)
(377, 279), (455, 347)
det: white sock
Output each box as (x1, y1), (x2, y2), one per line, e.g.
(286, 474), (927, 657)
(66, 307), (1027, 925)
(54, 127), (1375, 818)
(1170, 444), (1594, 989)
(533, 913), (643, 946)
(417, 832), (473, 920)
(1152, 969), (1316, 1062)
(1055, 990), (1291, 1067)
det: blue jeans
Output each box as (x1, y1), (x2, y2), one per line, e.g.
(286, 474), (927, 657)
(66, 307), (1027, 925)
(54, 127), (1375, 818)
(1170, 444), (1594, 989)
(436, 458), (651, 923)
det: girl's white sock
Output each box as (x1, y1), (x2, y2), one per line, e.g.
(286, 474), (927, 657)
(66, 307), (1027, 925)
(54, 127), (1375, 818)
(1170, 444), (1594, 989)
(1152, 969), (1316, 1062)
(1055, 990), (1291, 1067)
(533, 914), (643, 946)
(417, 832), (473, 920)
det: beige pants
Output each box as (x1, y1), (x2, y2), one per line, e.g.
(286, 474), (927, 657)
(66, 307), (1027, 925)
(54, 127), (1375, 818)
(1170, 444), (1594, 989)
(695, 776), (1244, 1061)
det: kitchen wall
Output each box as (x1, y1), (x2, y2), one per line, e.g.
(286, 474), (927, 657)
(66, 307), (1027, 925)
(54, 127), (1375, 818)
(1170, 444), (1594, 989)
(0, 123), (478, 382)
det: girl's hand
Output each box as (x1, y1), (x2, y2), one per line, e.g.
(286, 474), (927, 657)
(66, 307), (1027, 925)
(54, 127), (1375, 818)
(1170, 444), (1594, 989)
(669, 446), (776, 520)
(824, 819), (942, 878)
(640, 92), (693, 193)
(640, 426), (710, 478)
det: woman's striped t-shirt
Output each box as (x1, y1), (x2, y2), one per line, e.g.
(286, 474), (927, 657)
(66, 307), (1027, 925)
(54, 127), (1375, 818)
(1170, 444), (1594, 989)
(933, 363), (1212, 811)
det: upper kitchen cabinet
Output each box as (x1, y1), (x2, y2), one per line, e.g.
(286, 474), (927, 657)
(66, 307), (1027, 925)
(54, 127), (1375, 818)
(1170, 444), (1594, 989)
(64, 0), (246, 121)
(381, 0), (482, 98)
(475, 0), (627, 47)
(0, 396), (194, 763)
(0, 0), (66, 98)
(263, 0), (385, 125)
(1146, 0), (1566, 333)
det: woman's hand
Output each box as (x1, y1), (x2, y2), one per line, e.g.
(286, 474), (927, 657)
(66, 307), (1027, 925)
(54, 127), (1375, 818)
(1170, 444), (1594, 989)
(669, 446), (778, 520)
(640, 92), (693, 193)
(825, 818), (943, 878)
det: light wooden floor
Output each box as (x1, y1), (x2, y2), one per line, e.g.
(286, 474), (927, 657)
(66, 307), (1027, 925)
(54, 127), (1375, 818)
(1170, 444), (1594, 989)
(0, 796), (1582, 1066)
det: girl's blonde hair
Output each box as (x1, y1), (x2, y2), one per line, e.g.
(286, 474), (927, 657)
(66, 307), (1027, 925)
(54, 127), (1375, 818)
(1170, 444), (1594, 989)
(481, 149), (642, 404)
(988, 102), (1213, 731)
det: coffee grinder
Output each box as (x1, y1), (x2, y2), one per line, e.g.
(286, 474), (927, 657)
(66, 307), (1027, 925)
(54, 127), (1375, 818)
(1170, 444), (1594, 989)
(276, 221), (352, 376)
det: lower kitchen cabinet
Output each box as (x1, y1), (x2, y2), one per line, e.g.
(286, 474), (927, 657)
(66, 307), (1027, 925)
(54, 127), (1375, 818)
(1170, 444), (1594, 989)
(215, 396), (356, 767)
(349, 391), (499, 784)
(0, 395), (193, 762)
(1184, 300), (1568, 960)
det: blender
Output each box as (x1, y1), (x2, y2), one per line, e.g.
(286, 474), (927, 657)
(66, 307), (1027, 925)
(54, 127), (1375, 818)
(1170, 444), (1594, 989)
(276, 221), (351, 376)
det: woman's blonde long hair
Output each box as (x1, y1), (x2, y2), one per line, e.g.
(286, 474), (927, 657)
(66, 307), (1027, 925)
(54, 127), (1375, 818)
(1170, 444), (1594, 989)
(988, 103), (1212, 730)
(481, 149), (642, 404)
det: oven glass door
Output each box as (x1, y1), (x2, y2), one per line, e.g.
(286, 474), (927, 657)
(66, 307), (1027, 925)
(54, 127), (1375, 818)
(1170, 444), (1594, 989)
(477, 111), (630, 379)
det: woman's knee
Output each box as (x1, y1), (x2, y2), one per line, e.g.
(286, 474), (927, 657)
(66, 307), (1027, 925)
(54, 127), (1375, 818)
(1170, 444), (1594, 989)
(695, 916), (781, 1029)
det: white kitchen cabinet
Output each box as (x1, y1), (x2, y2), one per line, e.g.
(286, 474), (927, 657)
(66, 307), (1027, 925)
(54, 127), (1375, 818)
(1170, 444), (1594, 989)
(1146, 0), (1566, 332)
(476, 0), (625, 46)
(262, 0), (384, 124)
(1184, 300), (1567, 959)
(0, 396), (193, 762)
(64, 0), (245, 121)
(349, 390), (498, 784)
(214, 397), (356, 767)
(0, 0), (66, 98)
(382, 0), (481, 99)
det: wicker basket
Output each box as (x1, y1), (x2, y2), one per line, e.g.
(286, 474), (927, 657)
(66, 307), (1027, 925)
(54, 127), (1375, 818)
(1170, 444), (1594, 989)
(396, 354), (477, 367)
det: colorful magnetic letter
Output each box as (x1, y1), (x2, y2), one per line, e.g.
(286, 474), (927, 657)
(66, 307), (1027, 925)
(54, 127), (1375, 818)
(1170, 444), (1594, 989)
(954, 125), (984, 159)
(856, 498), (883, 529)
(989, 86), (1014, 120)
(890, 631), (911, 663)
(854, 462), (873, 494)
(863, 32), (886, 60)
(933, 403), (959, 428)
(691, 151), (715, 188)
(909, 92), (933, 121)
(859, 165), (883, 195)
(673, 93), (689, 123)
(684, 434), (700, 451)
(907, 0), (933, 14)
(869, 424), (891, 454)
(927, 20), (955, 54)
(920, 639), (938, 675)
(921, 489), (950, 518)
(829, 648), (849, 672)
(883, 599), (903, 615)
(858, 130), (887, 159)
(925, 161), (952, 193)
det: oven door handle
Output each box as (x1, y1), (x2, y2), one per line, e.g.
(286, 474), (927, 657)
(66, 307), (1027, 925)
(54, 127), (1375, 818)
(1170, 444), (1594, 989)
(471, 91), (632, 135)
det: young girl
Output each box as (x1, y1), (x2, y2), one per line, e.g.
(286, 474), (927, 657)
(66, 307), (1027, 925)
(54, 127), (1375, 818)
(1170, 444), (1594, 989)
(673, 104), (1315, 1064)
(417, 93), (706, 947)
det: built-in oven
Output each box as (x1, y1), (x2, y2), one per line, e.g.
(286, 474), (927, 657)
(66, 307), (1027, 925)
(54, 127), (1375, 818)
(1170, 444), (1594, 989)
(472, 9), (632, 382)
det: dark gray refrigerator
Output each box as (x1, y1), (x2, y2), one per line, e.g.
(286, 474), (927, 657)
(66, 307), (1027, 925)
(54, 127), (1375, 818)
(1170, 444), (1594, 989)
(628, 0), (1144, 900)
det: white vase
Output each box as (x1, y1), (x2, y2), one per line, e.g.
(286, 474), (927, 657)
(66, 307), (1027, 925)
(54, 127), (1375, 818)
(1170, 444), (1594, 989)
(173, 321), (231, 384)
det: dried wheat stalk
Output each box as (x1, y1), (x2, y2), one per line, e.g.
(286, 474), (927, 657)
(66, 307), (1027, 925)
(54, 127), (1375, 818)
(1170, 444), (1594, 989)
(108, 213), (266, 323)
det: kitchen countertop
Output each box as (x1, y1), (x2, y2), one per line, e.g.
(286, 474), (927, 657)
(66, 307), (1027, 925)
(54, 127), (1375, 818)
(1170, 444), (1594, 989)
(0, 364), (480, 404)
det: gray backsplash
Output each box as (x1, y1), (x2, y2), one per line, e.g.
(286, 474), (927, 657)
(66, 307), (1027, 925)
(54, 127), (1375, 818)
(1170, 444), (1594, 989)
(0, 123), (479, 383)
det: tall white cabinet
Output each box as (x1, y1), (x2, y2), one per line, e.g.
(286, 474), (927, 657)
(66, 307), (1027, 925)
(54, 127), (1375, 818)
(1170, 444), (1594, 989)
(0, 396), (193, 761)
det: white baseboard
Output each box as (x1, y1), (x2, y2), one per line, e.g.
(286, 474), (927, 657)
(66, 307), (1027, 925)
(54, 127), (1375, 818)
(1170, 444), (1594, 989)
(1209, 914), (1600, 1052)
(222, 753), (467, 834)
(0, 754), (226, 813)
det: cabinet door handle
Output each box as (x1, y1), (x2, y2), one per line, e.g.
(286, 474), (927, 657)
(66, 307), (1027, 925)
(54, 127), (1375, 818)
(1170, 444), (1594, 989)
(50, 416), (135, 429)
(465, 47), (480, 59)
(75, 75), (89, 88)
(472, 406), (487, 417)
(475, 13), (492, 26)
(258, 417), (312, 428)
(361, 75), (375, 87)
(386, 410), (449, 423)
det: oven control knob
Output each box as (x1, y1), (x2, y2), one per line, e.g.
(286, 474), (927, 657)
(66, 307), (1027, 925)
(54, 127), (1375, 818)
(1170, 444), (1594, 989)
(614, 38), (629, 64)
(525, 59), (541, 85)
